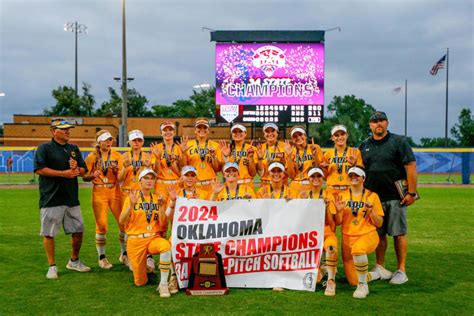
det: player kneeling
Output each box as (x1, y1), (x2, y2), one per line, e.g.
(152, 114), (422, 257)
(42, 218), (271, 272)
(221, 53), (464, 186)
(119, 168), (173, 298)
(299, 167), (338, 296)
(333, 166), (383, 299)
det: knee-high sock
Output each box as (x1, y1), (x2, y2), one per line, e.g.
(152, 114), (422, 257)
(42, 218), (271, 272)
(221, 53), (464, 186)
(119, 231), (127, 255)
(95, 233), (106, 257)
(159, 251), (171, 285)
(353, 254), (369, 284)
(324, 246), (338, 281)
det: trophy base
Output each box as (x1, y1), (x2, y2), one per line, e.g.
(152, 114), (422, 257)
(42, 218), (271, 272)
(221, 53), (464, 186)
(186, 289), (229, 296)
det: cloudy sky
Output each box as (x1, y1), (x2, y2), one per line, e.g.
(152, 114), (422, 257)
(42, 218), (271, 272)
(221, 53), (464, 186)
(0, 0), (472, 141)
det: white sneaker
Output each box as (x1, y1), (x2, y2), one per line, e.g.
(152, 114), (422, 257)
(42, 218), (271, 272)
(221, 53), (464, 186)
(119, 254), (131, 268)
(66, 259), (91, 272)
(272, 287), (285, 292)
(324, 279), (336, 296)
(368, 271), (380, 283)
(390, 270), (409, 284)
(353, 283), (369, 299)
(99, 258), (113, 269)
(157, 283), (171, 298)
(46, 266), (58, 279)
(372, 264), (393, 280)
(146, 256), (155, 273)
(169, 275), (179, 294)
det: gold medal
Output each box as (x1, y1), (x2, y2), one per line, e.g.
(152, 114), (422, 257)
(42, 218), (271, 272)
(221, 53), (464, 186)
(166, 168), (173, 174)
(102, 177), (108, 183)
(352, 219), (358, 225)
(146, 225), (152, 231)
(339, 175), (344, 181)
(201, 162), (206, 169)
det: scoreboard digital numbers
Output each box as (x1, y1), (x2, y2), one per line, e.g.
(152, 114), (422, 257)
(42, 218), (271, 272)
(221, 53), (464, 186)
(216, 104), (323, 124)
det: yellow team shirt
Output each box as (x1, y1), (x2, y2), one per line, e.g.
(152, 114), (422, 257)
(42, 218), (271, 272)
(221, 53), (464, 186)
(256, 184), (295, 199)
(121, 150), (156, 190)
(259, 141), (287, 182)
(228, 142), (258, 181)
(324, 147), (363, 186)
(85, 150), (123, 185)
(291, 144), (323, 181)
(185, 140), (222, 181)
(329, 189), (384, 236)
(122, 193), (167, 235)
(156, 143), (182, 180)
(299, 189), (335, 234)
(215, 184), (256, 201)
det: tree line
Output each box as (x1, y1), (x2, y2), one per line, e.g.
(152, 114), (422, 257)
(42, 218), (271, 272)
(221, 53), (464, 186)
(41, 83), (473, 147)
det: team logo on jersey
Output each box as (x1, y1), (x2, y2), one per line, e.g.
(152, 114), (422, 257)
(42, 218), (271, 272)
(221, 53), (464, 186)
(70, 151), (77, 158)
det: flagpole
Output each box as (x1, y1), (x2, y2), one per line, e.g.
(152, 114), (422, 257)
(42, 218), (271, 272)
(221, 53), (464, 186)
(404, 79), (407, 137)
(445, 48), (449, 147)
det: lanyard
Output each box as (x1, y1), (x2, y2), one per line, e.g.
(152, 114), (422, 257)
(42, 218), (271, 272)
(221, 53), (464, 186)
(349, 188), (366, 217)
(163, 143), (175, 167)
(309, 189), (323, 199)
(183, 189), (196, 198)
(233, 143), (246, 164)
(100, 150), (111, 175)
(139, 191), (154, 223)
(131, 151), (142, 176)
(335, 147), (348, 174)
(270, 184), (285, 199)
(225, 184), (240, 200)
(196, 139), (209, 162)
(296, 146), (308, 172)
(265, 141), (279, 162)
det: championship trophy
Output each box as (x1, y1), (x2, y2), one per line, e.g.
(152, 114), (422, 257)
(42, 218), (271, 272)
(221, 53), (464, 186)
(186, 243), (229, 296)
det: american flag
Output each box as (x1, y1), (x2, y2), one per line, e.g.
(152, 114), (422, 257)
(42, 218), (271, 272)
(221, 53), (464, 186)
(430, 54), (446, 75)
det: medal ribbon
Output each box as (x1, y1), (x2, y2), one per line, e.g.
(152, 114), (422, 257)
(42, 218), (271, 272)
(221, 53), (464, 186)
(131, 151), (142, 177)
(296, 146), (308, 172)
(225, 184), (240, 200)
(270, 184), (284, 199)
(139, 191), (154, 223)
(233, 142), (246, 165)
(163, 143), (175, 167)
(100, 150), (111, 176)
(335, 147), (348, 174)
(196, 140), (209, 162)
(349, 188), (365, 217)
(264, 141), (279, 162)
(309, 189), (323, 199)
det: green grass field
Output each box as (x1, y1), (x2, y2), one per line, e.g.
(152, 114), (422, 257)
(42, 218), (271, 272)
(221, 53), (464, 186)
(1, 187), (473, 315)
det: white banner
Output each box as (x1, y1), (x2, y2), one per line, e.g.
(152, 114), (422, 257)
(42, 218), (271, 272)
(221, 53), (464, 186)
(171, 198), (325, 291)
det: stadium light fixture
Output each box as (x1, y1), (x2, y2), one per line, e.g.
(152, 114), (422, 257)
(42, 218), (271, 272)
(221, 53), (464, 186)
(64, 21), (88, 95)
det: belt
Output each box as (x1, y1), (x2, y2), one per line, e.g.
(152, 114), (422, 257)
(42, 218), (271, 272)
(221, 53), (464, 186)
(329, 185), (348, 190)
(157, 179), (178, 184)
(237, 179), (253, 184)
(94, 184), (115, 188)
(128, 232), (159, 239)
(196, 180), (212, 186)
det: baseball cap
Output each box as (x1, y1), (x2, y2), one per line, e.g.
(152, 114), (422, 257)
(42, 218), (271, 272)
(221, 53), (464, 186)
(160, 121), (176, 131)
(195, 118), (210, 127)
(50, 118), (75, 129)
(369, 111), (388, 122)
(347, 166), (366, 178)
(231, 124), (246, 133)
(97, 131), (113, 142)
(331, 124), (347, 136)
(308, 167), (325, 178)
(263, 123), (279, 132)
(128, 130), (144, 141)
(291, 126), (306, 137)
(223, 162), (239, 172)
(138, 168), (157, 180)
(181, 165), (198, 176)
(268, 161), (285, 172)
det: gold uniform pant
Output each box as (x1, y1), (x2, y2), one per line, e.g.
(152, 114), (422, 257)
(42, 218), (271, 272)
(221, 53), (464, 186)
(323, 226), (338, 251)
(92, 186), (122, 234)
(127, 235), (171, 286)
(342, 230), (379, 286)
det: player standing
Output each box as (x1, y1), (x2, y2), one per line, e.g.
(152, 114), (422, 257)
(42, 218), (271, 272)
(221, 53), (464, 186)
(85, 130), (126, 269)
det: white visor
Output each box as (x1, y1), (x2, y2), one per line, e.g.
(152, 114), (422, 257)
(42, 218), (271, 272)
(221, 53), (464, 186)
(181, 166), (198, 176)
(223, 162), (239, 172)
(268, 162), (285, 172)
(138, 168), (157, 180)
(231, 124), (246, 133)
(97, 132), (113, 143)
(160, 122), (176, 132)
(308, 167), (325, 178)
(128, 130), (144, 141)
(263, 123), (279, 132)
(291, 127), (306, 137)
(347, 166), (366, 178)
(331, 125), (347, 136)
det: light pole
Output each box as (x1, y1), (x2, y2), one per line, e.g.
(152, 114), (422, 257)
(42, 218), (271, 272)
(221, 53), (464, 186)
(118, 0), (129, 147)
(64, 22), (87, 94)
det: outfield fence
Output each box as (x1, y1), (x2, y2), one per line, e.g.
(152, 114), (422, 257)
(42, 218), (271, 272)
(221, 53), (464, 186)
(0, 147), (472, 184)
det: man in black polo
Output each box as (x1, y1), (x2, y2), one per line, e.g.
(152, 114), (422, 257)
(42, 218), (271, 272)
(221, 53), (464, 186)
(35, 118), (92, 279)
(359, 111), (417, 285)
